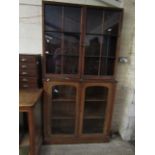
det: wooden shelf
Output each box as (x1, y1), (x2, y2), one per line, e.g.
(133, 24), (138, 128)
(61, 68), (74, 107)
(84, 115), (104, 119)
(52, 116), (75, 119)
(85, 99), (106, 102)
(52, 99), (76, 102)
(85, 56), (115, 59)
(45, 53), (79, 57)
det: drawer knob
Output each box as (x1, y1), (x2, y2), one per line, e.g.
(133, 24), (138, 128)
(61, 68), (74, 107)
(21, 65), (27, 68)
(21, 58), (27, 62)
(22, 78), (28, 82)
(22, 72), (28, 75)
(65, 77), (70, 80)
(23, 84), (29, 88)
(46, 78), (50, 82)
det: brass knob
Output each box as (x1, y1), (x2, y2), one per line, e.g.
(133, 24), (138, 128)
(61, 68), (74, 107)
(23, 84), (29, 88)
(21, 65), (27, 68)
(22, 78), (28, 82)
(22, 72), (28, 75)
(21, 58), (27, 62)
(46, 78), (50, 82)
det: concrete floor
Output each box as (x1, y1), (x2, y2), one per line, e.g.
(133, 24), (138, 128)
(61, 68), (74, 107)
(40, 137), (134, 155)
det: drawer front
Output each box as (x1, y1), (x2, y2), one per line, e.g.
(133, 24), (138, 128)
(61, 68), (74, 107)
(19, 77), (38, 88)
(19, 69), (38, 77)
(19, 62), (37, 70)
(19, 55), (36, 63)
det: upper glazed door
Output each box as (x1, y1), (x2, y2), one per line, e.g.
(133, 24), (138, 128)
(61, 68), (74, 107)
(43, 3), (123, 79)
(83, 8), (122, 78)
(44, 4), (82, 78)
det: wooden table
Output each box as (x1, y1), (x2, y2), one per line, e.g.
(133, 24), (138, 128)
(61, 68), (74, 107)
(19, 89), (43, 155)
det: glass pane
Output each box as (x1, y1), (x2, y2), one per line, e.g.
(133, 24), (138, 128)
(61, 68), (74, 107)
(83, 119), (104, 134)
(103, 11), (122, 36)
(100, 58), (115, 75)
(84, 35), (102, 75)
(102, 36), (117, 57)
(44, 5), (62, 31)
(86, 8), (103, 34)
(52, 85), (76, 100)
(85, 86), (108, 100)
(82, 86), (108, 134)
(85, 35), (101, 57)
(63, 33), (80, 74)
(84, 58), (99, 75)
(64, 6), (81, 33)
(51, 85), (76, 134)
(51, 119), (75, 134)
(45, 32), (62, 74)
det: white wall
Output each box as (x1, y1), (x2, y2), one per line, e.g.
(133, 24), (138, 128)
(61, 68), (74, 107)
(112, 0), (135, 140)
(19, 0), (42, 54)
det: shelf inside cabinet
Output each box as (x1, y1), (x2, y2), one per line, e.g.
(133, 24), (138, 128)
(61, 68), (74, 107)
(52, 110), (75, 118)
(52, 99), (76, 102)
(52, 116), (75, 119)
(85, 99), (106, 102)
(83, 115), (104, 119)
(85, 56), (115, 59)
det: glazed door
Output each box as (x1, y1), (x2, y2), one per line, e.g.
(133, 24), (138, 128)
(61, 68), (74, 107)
(44, 4), (82, 78)
(80, 83), (114, 136)
(44, 82), (79, 138)
(83, 8), (122, 78)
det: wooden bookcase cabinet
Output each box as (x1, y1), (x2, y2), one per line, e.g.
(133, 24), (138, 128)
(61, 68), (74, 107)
(43, 81), (116, 143)
(42, 2), (123, 144)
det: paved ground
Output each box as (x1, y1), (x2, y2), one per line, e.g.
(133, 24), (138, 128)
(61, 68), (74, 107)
(40, 137), (135, 155)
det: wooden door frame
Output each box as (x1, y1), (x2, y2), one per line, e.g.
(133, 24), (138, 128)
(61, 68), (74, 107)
(79, 82), (116, 140)
(43, 81), (80, 143)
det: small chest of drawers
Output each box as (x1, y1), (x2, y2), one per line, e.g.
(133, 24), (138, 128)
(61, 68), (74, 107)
(19, 54), (42, 89)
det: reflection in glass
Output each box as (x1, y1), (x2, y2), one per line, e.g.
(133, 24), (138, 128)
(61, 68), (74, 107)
(100, 58), (115, 75)
(52, 85), (76, 100)
(84, 35), (101, 75)
(63, 33), (80, 74)
(102, 36), (117, 57)
(45, 32), (62, 74)
(44, 5), (62, 31)
(63, 33), (80, 55)
(103, 11), (121, 35)
(86, 8), (103, 34)
(85, 35), (101, 56)
(84, 59), (99, 75)
(64, 6), (81, 33)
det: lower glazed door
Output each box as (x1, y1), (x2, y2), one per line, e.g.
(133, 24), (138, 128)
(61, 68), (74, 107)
(79, 82), (115, 142)
(44, 81), (79, 143)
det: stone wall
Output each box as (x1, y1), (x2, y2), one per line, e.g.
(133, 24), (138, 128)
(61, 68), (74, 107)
(112, 0), (135, 140)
